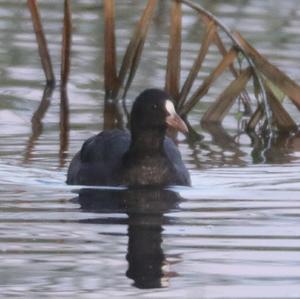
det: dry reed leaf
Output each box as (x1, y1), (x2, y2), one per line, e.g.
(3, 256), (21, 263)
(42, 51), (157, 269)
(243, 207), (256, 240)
(178, 21), (216, 109)
(234, 32), (300, 110)
(61, 0), (72, 89)
(121, 0), (157, 99)
(122, 40), (144, 99)
(213, 33), (239, 78)
(165, 0), (182, 102)
(202, 67), (252, 123)
(27, 0), (55, 84)
(117, 0), (157, 98)
(104, 0), (118, 98)
(265, 85), (297, 131)
(180, 47), (238, 116)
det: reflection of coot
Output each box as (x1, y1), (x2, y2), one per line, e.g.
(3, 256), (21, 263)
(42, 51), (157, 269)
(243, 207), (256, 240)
(67, 89), (190, 187)
(75, 188), (182, 289)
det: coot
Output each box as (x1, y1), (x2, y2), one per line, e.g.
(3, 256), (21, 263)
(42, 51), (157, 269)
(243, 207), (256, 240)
(67, 89), (190, 187)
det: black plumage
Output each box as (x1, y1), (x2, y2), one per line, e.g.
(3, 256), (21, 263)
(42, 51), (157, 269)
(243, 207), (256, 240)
(67, 89), (190, 187)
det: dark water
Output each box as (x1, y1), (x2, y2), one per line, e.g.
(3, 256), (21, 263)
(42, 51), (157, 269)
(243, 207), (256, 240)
(1, 1), (300, 298)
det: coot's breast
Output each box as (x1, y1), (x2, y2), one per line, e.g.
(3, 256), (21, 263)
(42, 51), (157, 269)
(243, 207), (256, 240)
(67, 129), (190, 186)
(164, 138), (191, 186)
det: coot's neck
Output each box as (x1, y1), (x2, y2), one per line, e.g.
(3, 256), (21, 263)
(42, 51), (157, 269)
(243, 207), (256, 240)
(129, 126), (166, 155)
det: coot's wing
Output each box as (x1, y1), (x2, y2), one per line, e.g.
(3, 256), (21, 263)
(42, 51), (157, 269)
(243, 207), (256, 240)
(67, 129), (130, 185)
(80, 130), (130, 162)
(163, 137), (191, 186)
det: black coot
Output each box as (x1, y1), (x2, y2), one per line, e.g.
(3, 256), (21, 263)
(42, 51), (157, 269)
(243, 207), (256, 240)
(67, 89), (190, 187)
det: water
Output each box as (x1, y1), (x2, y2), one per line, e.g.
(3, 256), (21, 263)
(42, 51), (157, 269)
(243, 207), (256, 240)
(1, 0), (300, 298)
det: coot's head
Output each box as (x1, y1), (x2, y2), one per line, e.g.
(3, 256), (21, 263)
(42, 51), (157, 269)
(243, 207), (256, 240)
(130, 88), (188, 134)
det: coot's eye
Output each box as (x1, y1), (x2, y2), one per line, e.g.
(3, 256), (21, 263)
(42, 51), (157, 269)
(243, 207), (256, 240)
(152, 104), (158, 110)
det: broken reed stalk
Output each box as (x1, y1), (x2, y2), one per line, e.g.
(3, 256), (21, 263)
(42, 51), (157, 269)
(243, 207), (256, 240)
(202, 67), (252, 123)
(27, 0), (55, 85)
(178, 21), (216, 110)
(214, 32), (238, 78)
(99, 0), (290, 134)
(29, 0), (299, 135)
(179, 0), (272, 129)
(104, 0), (118, 99)
(180, 47), (238, 116)
(234, 32), (300, 110)
(165, 0), (182, 103)
(116, 0), (157, 99)
(212, 31), (252, 113)
(61, 0), (72, 89)
(193, 8), (239, 79)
